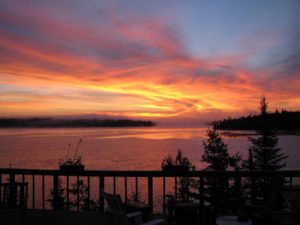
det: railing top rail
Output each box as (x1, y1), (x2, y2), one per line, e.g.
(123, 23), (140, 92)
(0, 168), (300, 177)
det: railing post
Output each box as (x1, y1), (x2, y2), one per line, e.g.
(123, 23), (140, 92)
(148, 176), (153, 213)
(53, 174), (59, 210)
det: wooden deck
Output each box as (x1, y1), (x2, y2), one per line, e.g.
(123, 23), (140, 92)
(0, 210), (108, 225)
(0, 210), (167, 225)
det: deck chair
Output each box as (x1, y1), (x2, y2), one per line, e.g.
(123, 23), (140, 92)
(101, 190), (164, 225)
(0, 182), (28, 225)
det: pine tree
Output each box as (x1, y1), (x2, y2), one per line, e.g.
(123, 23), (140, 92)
(248, 97), (287, 171)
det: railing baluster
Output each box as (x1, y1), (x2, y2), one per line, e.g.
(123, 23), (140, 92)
(235, 174), (241, 195)
(187, 177), (190, 201)
(100, 176), (105, 212)
(66, 176), (69, 211)
(32, 174), (35, 209)
(77, 176), (80, 211)
(87, 176), (90, 211)
(0, 174), (2, 205)
(175, 177), (177, 200)
(212, 176), (217, 210)
(9, 173), (15, 183)
(163, 176), (166, 214)
(124, 176), (127, 201)
(251, 173), (257, 204)
(53, 174), (59, 210)
(289, 176), (293, 210)
(22, 174), (25, 184)
(22, 173), (26, 209)
(9, 173), (16, 206)
(148, 176), (153, 213)
(199, 176), (204, 208)
(135, 176), (138, 201)
(113, 176), (116, 195)
(42, 175), (45, 210)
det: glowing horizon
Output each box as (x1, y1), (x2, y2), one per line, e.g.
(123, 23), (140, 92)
(0, 1), (299, 124)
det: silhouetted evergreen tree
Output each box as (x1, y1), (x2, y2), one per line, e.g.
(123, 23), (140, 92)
(202, 128), (232, 171)
(247, 97), (287, 171)
(246, 97), (287, 210)
(201, 128), (242, 213)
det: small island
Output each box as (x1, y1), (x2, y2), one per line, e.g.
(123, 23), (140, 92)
(212, 110), (300, 131)
(0, 118), (156, 128)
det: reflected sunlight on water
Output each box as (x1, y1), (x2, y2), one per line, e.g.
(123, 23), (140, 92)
(0, 127), (299, 170)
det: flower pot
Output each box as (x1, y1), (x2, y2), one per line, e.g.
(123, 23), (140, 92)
(161, 165), (189, 173)
(59, 164), (85, 174)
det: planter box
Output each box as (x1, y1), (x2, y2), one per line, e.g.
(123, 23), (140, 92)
(162, 165), (189, 173)
(59, 164), (85, 174)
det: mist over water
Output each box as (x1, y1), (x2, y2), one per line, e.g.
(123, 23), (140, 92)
(0, 127), (299, 170)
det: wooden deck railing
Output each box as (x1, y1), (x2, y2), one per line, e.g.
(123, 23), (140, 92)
(0, 168), (300, 213)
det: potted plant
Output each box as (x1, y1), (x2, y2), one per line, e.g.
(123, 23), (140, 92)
(161, 150), (191, 173)
(59, 139), (85, 173)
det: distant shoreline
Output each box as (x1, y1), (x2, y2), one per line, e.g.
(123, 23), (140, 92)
(0, 118), (156, 128)
(213, 110), (300, 131)
(221, 130), (300, 137)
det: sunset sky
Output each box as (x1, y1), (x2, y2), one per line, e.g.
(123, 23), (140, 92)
(0, 0), (299, 125)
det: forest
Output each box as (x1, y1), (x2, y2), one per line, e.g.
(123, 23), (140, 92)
(212, 110), (300, 130)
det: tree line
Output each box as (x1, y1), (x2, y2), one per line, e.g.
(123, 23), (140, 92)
(0, 118), (155, 127)
(212, 108), (300, 130)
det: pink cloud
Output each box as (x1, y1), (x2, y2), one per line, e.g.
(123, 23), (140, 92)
(0, 1), (299, 122)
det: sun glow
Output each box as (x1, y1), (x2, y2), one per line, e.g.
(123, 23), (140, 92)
(0, 1), (299, 123)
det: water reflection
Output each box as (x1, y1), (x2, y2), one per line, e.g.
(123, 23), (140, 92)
(0, 127), (299, 170)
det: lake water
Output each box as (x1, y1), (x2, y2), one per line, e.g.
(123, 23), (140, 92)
(0, 127), (299, 170)
(0, 127), (299, 211)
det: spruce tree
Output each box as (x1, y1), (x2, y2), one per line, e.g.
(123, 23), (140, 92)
(201, 128), (241, 213)
(247, 97), (287, 209)
(202, 128), (231, 171)
(248, 97), (287, 171)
